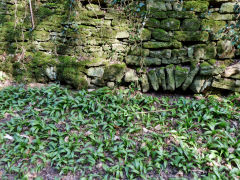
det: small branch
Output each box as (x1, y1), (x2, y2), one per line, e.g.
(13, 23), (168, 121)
(28, 0), (35, 30)
(135, 109), (175, 114)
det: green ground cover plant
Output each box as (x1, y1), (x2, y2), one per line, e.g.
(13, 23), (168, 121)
(0, 85), (239, 179)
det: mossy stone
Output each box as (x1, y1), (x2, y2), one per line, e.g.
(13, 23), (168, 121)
(183, 1), (209, 12)
(181, 19), (200, 31)
(160, 18), (180, 31)
(182, 66), (199, 91)
(143, 41), (182, 49)
(166, 64), (175, 91)
(175, 66), (189, 88)
(145, 18), (161, 28)
(152, 29), (171, 41)
(103, 63), (126, 82)
(174, 31), (209, 42)
(148, 69), (159, 91)
(167, 11), (196, 19)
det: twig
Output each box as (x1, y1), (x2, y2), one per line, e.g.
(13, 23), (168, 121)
(135, 109), (175, 114)
(28, 0), (35, 30)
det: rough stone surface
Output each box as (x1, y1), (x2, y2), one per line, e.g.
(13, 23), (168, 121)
(166, 65), (175, 91)
(182, 66), (199, 91)
(148, 69), (159, 91)
(141, 74), (150, 93)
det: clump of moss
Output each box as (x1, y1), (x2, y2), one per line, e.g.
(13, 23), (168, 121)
(57, 56), (88, 89)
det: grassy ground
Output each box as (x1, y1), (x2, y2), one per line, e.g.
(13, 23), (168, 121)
(0, 84), (239, 180)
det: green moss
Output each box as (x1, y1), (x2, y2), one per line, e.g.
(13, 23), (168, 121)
(201, 20), (226, 33)
(183, 1), (209, 12)
(181, 19), (200, 31)
(152, 29), (171, 41)
(167, 11), (196, 19)
(150, 11), (167, 19)
(143, 41), (182, 49)
(145, 18), (161, 28)
(103, 63), (126, 82)
(200, 62), (213, 69)
(208, 59), (216, 65)
(175, 65), (189, 73)
(160, 18), (180, 31)
(174, 31), (209, 42)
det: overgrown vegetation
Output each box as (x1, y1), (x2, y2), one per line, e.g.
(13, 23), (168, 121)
(0, 85), (239, 179)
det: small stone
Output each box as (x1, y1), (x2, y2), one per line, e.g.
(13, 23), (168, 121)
(217, 40), (235, 59)
(224, 63), (240, 77)
(125, 69), (138, 82)
(107, 82), (115, 88)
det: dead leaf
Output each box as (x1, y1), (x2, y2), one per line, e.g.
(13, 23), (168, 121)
(85, 131), (92, 136)
(228, 147), (235, 153)
(155, 124), (161, 131)
(64, 136), (69, 142)
(4, 134), (14, 141)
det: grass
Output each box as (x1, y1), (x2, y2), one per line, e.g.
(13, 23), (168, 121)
(0, 84), (239, 179)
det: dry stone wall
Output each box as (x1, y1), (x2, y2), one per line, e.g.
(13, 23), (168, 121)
(0, 0), (240, 93)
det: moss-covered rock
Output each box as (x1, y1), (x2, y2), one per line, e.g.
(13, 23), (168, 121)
(140, 74), (150, 92)
(181, 19), (200, 31)
(193, 44), (217, 60)
(217, 40), (235, 59)
(103, 63), (126, 82)
(158, 67), (167, 91)
(143, 41), (182, 49)
(167, 11), (196, 19)
(160, 18), (180, 31)
(183, 1), (209, 12)
(182, 66), (199, 91)
(174, 31), (209, 42)
(166, 64), (175, 91)
(148, 69), (159, 91)
(152, 29), (171, 41)
(175, 65), (189, 89)
(139, 28), (152, 41)
(145, 18), (161, 28)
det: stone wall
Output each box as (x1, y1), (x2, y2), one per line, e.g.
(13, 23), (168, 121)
(0, 0), (240, 93)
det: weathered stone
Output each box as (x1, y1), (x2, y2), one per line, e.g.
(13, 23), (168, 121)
(200, 62), (222, 76)
(204, 12), (234, 21)
(103, 63), (126, 82)
(158, 67), (167, 91)
(190, 76), (206, 93)
(193, 44), (217, 60)
(150, 11), (167, 19)
(152, 29), (171, 41)
(182, 66), (199, 91)
(183, 1), (209, 12)
(107, 82), (115, 88)
(143, 41), (182, 49)
(145, 18), (161, 28)
(201, 20), (226, 34)
(212, 78), (240, 92)
(174, 31), (209, 42)
(173, 2), (183, 11)
(141, 74), (150, 92)
(140, 28), (151, 41)
(223, 63), (240, 77)
(217, 40), (235, 59)
(220, 2), (237, 13)
(167, 11), (196, 19)
(125, 69), (138, 82)
(160, 18), (180, 31)
(201, 78), (213, 92)
(116, 31), (129, 39)
(166, 64), (175, 91)
(181, 19), (200, 31)
(87, 67), (104, 78)
(45, 67), (56, 80)
(86, 4), (101, 11)
(148, 69), (159, 91)
(147, 0), (167, 11)
(125, 56), (161, 66)
(129, 47), (149, 57)
(149, 49), (171, 59)
(175, 66), (189, 88)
